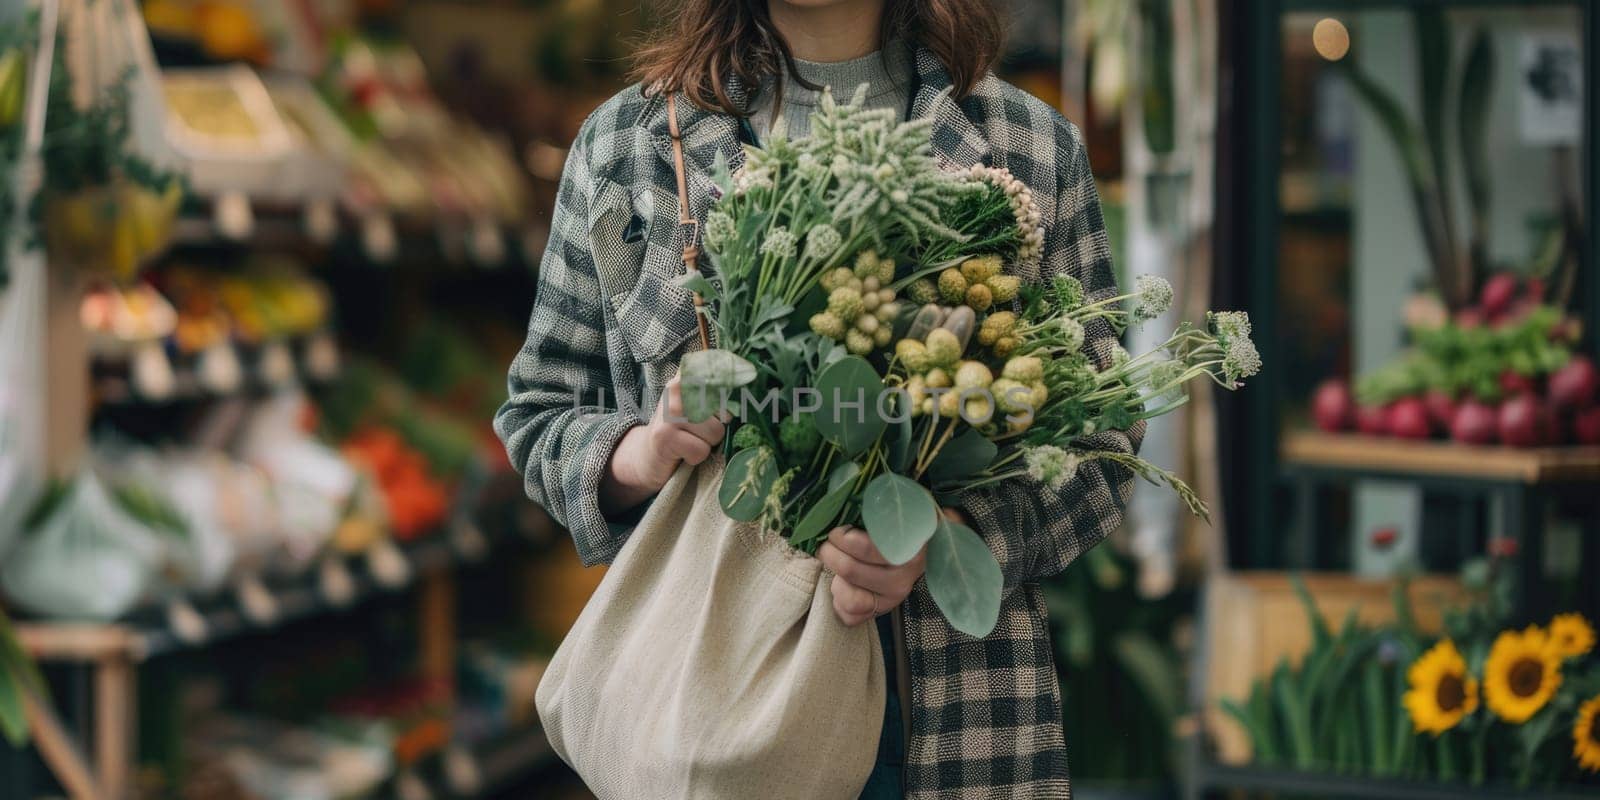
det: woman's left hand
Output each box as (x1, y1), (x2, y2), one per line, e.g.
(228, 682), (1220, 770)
(820, 509), (966, 627)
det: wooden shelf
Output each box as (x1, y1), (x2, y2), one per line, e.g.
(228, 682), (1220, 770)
(15, 528), (497, 664)
(1280, 431), (1600, 484)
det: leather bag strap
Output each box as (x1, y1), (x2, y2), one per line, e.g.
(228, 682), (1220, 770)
(666, 94), (714, 352)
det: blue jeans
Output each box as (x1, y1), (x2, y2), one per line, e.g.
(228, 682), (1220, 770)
(859, 615), (905, 799)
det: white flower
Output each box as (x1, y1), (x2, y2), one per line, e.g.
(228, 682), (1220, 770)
(760, 226), (797, 261)
(1133, 275), (1174, 322)
(1059, 317), (1086, 353)
(704, 211), (737, 251)
(1024, 445), (1081, 491)
(1109, 343), (1131, 368)
(1147, 359), (1188, 401)
(1209, 310), (1252, 343)
(1222, 336), (1262, 385)
(803, 224), (842, 263)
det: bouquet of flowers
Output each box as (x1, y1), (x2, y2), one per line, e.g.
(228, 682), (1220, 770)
(676, 87), (1260, 636)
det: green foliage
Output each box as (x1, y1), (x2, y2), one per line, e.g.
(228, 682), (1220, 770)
(923, 515), (1001, 638)
(860, 473), (938, 566)
(0, 609), (45, 747)
(1357, 306), (1574, 404)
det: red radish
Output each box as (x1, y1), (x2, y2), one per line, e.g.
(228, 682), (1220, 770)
(1500, 370), (1537, 396)
(1370, 527), (1399, 550)
(1524, 277), (1546, 303)
(1423, 390), (1457, 428)
(1480, 273), (1519, 317)
(1575, 407), (1600, 445)
(1387, 398), (1433, 439)
(1497, 393), (1550, 448)
(1311, 380), (1356, 432)
(1450, 400), (1498, 445)
(1356, 404), (1389, 436)
(1454, 308), (1485, 329)
(1488, 537), (1520, 559)
(1548, 356), (1598, 410)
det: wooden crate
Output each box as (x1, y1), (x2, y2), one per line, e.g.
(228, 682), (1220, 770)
(1203, 571), (1470, 765)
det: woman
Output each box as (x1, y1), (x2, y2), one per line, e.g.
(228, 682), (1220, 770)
(495, 1), (1141, 796)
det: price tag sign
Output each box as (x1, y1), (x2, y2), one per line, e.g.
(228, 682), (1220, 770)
(236, 575), (279, 625)
(319, 556), (357, 607)
(367, 539), (412, 588)
(166, 598), (209, 645)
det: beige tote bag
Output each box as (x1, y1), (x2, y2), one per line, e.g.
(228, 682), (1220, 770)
(535, 458), (886, 799)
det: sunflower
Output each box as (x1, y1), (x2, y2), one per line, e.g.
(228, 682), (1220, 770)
(1549, 613), (1596, 659)
(1576, 694), (1600, 773)
(1402, 639), (1479, 735)
(1484, 626), (1563, 724)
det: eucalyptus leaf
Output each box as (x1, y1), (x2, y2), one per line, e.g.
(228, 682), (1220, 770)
(679, 349), (757, 422)
(813, 356), (886, 457)
(862, 474), (939, 565)
(925, 428), (998, 485)
(924, 516), (1002, 637)
(718, 447), (778, 522)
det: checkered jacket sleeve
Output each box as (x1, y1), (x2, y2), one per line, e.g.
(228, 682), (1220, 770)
(953, 124), (1144, 594)
(494, 125), (637, 565)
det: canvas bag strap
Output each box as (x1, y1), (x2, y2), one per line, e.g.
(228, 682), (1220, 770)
(666, 94), (714, 352)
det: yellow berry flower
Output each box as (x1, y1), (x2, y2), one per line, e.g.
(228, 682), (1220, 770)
(1574, 694), (1600, 773)
(1483, 626), (1563, 724)
(1548, 613), (1596, 659)
(1401, 639), (1478, 736)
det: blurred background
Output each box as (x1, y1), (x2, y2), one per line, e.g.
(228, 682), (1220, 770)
(0, 0), (1595, 798)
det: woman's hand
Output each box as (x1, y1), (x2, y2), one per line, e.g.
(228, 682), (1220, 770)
(599, 375), (726, 514)
(820, 508), (967, 626)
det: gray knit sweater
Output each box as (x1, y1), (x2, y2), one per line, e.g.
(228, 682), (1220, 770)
(748, 40), (913, 141)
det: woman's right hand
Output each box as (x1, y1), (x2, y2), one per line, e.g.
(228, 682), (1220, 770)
(599, 374), (726, 514)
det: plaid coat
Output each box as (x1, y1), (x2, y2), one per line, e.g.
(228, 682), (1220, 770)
(496, 47), (1141, 799)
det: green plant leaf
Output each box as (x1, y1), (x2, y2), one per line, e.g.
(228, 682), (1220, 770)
(791, 464), (859, 547)
(812, 356), (886, 457)
(1112, 632), (1183, 726)
(924, 516), (1001, 637)
(827, 460), (861, 493)
(718, 447), (778, 522)
(0, 612), (43, 698)
(1363, 661), (1391, 774)
(679, 349), (757, 422)
(0, 669), (25, 747)
(1458, 27), (1494, 275)
(1291, 574), (1332, 648)
(887, 414), (915, 473)
(1273, 659), (1315, 769)
(862, 473), (939, 565)
(925, 427), (997, 485)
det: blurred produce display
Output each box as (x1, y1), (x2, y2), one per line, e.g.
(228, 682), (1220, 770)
(1224, 569), (1600, 789)
(1311, 274), (1596, 447)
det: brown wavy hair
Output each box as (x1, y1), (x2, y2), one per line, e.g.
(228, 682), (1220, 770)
(631, 1), (1003, 115)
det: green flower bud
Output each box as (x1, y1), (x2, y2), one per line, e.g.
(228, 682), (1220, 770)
(963, 394), (995, 424)
(905, 278), (939, 305)
(862, 276), (881, 293)
(925, 368), (952, 389)
(809, 312), (846, 340)
(828, 286), (864, 321)
(731, 424), (767, 452)
(846, 329), (875, 355)
(854, 250), (881, 279)
(986, 275), (1021, 303)
(960, 255), (1002, 283)
(855, 314), (880, 334)
(779, 416), (821, 456)
(938, 268), (968, 304)
(937, 389), (962, 418)
(1030, 382), (1049, 412)
(978, 311), (1017, 346)
(993, 336), (1020, 358)
(923, 328), (962, 367)
(991, 378), (1030, 414)
(1002, 356), (1044, 384)
(873, 327), (893, 347)
(896, 339), (930, 372)
(954, 360), (994, 390)
(875, 301), (900, 323)
(964, 283), (993, 312)
(875, 257), (896, 283)
(820, 267), (854, 292)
